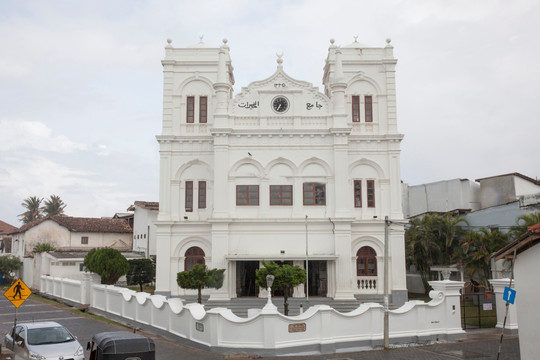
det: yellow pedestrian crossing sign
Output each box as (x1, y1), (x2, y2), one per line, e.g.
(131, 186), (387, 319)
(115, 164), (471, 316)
(3, 279), (32, 308)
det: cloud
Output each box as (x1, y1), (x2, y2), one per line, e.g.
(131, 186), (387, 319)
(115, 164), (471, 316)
(0, 120), (87, 153)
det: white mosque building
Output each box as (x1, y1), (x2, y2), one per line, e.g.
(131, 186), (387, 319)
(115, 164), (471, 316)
(154, 37), (408, 306)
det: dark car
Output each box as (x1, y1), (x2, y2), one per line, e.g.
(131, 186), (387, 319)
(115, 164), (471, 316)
(87, 331), (155, 360)
(4, 321), (85, 360)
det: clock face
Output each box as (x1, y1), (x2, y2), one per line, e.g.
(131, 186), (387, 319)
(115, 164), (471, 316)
(272, 96), (289, 113)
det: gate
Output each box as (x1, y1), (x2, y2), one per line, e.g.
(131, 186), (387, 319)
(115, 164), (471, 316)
(461, 289), (497, 329)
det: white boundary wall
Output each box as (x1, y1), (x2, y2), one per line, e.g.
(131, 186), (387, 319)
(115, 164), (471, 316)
(40, 275), (465, 355)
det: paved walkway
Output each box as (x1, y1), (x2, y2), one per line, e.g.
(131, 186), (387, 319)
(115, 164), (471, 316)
(0, 324), (519, 360)
(259, 328), (520, 360)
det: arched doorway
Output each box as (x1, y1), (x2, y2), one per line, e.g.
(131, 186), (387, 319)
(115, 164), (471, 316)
(356, 246), (377, 291)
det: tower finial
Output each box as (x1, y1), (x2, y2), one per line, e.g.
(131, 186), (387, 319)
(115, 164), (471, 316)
(276, 52), (284, 67)
(199, 34), (204, 43)
(329, 38), (336, 49)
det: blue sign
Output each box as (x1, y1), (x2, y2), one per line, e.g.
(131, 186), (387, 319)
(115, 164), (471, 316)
(503, 286), (516, 304)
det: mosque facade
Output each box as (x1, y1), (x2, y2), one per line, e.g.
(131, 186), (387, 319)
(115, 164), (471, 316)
(155, 37), (407, 305)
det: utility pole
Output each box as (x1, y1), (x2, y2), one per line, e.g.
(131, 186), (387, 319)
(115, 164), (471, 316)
(384, 216), (390, 349)
(305, 215), (309, 307)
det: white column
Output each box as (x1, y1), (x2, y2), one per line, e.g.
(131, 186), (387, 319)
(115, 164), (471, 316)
(333, 221), (355, 300)
(208, 222), (231, 301)
(154, 226), (172, 296)
(428, 280), (466, 336)
(490, 278), (518, 331)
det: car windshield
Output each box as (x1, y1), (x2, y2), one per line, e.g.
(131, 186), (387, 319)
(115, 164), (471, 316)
(27, 326), (74, 345)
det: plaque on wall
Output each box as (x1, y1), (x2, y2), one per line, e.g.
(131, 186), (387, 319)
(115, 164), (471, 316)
(288, 323), (306, 333)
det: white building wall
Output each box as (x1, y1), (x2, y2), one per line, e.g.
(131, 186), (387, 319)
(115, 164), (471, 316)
(22, 220), (70, 254)
(132, 207), (158, 257)
(514, 243), (540, 360)
(514, 176), (540, 197)
(403, 179), (480, 218)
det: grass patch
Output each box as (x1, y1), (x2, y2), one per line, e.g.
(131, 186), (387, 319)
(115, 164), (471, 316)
(461, 301), (497, 328)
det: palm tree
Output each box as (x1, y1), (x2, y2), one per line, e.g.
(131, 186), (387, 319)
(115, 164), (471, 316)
(405, 216), (442, 292)
(437, 213), (469, 264)
(41, 195), (66, 216)
(461, 229), (509, 288)
(510, 212), (540, 239)
(18, 196), (43, 224)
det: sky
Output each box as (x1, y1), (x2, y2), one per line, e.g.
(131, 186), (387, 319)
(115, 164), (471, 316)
(1, 0), (539, 227)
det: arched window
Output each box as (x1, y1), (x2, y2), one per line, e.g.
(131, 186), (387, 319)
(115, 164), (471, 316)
(185, 246), (205, 270)
(356, 246), (377, 276)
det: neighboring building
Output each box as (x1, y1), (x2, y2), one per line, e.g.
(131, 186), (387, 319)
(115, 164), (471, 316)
(113, 212), (134, 228)
(33, 250), (144, 283)
(402, 178), (480, 219)
(493, 223), (540, 360)
(8, 216), (134, 288)
(127, 201), (159, 258)
(9, 215), (133, 258)
(403, 173), (540, 290)
(0, 219), (17, 254)
(155, 38), (407, 305)
(476, 173), (540, 209)
(403, 173), (540, 230)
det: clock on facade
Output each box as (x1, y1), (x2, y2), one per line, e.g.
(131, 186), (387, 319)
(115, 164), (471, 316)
(272, 96), (289, 113)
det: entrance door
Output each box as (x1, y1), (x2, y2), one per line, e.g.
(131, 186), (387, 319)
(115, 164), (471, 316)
(305, 260), (327, 297)
(236, 261), (259, 297)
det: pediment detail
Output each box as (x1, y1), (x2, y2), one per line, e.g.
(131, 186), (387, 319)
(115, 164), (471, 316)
(232, 67), (330, 118)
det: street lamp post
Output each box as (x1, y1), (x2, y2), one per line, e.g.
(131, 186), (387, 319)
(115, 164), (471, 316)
(266, 274), (275, 307)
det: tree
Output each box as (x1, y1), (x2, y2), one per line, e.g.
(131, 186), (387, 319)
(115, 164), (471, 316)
(510, 212), (540, 239)
(32, 242), (56, 253)
(41, 195), (66, 216)
(84, 248), (130, 285)
(255, 261), (306, 316)
(18, 196), (43, 224)
(405, 213), (469, 293)
(176, 264), (225, 304)
(405, 216), (441, 293)
(0, 256), (21, 285)
(437, 213), (469, 264)
(461, 229), (509, 288)
(126, 258), (156, 292)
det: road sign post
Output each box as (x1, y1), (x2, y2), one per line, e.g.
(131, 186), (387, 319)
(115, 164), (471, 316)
(502, 286), (516, 305)
(3, 278), (32, 331)
(3, 278), (32, 308)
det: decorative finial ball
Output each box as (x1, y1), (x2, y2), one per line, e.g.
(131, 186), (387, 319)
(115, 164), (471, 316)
(330, 38), (335, 45)
(223, 38), (228, 44)
(386, 38), (391, 44)
(167, 38), (172, 44)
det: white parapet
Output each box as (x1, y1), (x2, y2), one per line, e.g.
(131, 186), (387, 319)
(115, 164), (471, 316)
(39, 275), (465, 356)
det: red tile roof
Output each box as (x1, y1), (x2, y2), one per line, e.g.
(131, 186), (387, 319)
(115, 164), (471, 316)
(493, 222), (540, 260)
(0, 220), (17, 235)
(10, 215), (133, 235)
(127, 201), (159, 211)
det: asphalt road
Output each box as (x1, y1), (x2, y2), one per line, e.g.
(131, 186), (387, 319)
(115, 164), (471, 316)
(0, 286), (520, 360)
(0, 288), (223, 360)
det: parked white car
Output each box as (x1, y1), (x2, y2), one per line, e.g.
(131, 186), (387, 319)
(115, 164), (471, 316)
(4, 321), (84, 360)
